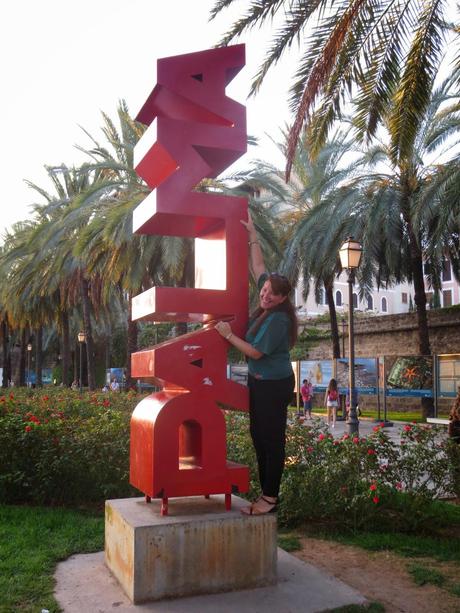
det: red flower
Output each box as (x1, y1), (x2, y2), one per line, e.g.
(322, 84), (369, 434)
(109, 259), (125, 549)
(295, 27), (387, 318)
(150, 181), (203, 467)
(318, 433), (326, 441)
(403, 425), (412, 432)
(395, 482), (403, 490)
(352, 437), (359, 444)
(372, 496), (379, 504)
(369, 483), (377, 491)
(42, 395), (49, 401)
(342, 434), (350, 440)
(372, 425), (380, 432)
(333, 440), (339, 446)
(9, 393), (14, 400)
(307, 446), (314, 453)
(25, 425), (32, 432)
(103, 399), (110, 407)
(367, 448), (376, 455)
(411, 421), (417, 425)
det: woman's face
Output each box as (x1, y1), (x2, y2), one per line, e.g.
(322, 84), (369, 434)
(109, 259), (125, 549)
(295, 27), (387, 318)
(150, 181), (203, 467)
(259, 280), (287, 310)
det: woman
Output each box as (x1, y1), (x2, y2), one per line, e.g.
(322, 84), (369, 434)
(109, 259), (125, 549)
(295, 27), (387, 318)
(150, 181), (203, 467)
(215, 214), (297, 515)
(324, 378), (339, 428)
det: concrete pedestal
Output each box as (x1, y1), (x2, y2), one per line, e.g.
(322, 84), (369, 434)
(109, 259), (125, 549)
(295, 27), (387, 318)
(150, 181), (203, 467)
(105, 495), (277, 604)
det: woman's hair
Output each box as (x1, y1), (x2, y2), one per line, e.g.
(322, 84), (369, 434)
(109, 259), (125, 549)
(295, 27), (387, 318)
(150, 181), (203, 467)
(328, 378), (338, 391)
(248, 273), (298, 347)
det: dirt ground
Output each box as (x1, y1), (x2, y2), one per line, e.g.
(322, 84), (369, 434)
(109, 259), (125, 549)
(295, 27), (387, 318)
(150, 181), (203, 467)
(293, 537), (460, 613)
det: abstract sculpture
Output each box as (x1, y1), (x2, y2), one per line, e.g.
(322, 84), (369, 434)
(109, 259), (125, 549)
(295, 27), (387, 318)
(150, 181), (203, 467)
(130, 45), (249, 515)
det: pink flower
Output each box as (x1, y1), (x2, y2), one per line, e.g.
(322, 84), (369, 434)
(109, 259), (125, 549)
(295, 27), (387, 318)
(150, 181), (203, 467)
(342, 434), (350, 440)
(353, 437), (359, 444)
(373, 425), (381, 432)
(372, 496), (379, 504)
(404, 425), (412, 432)
(367, 448), (376, 455)
(25, 425), (32, 432)
(318, 434), (326, 441)
(369, 483), (377, 491)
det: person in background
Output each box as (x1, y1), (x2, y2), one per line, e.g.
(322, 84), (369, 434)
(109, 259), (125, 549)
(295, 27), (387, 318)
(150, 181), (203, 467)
(110, 378), (120, 392)
(300, 378), (313, 419)
(215, 212), (297, 516)
(71, 379), (79, 391)
(324, 378), (339, 428)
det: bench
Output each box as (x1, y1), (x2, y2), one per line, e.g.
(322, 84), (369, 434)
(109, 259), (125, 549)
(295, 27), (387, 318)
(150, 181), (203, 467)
(426, 417), (449, 425)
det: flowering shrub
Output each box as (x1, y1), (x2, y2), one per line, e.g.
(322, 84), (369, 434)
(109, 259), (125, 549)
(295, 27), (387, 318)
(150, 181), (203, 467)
(0, 388), (140, 505)
(226, 416), (458, 532)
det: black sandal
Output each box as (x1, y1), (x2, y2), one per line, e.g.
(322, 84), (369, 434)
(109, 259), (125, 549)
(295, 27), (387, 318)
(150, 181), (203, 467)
(241, 496), (278, 515)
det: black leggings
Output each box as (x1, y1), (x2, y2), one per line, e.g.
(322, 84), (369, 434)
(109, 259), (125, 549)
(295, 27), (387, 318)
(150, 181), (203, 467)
(248, 373), (295, 498)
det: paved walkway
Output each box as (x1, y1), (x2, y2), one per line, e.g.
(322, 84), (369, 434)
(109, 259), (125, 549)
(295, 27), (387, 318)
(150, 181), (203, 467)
(54, 548), (366, 612)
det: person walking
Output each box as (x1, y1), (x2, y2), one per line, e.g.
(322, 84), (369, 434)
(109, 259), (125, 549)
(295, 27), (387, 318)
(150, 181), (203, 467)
(324, 378), (339, 428)
(215, 213), (297, 516)
(300, 378), (313, 419)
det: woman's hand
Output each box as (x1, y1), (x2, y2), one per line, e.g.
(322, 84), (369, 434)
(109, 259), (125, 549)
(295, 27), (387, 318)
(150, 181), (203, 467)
(241, 210), (257, 241)
(215, 321), (233, 340)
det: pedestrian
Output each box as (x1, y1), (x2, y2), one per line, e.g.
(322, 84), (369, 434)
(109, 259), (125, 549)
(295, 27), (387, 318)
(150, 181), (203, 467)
(110, 378), (120, 392)
(324, 378), (339, 428)
(300, 378), (313, 419)
(215, 212), (297, 516)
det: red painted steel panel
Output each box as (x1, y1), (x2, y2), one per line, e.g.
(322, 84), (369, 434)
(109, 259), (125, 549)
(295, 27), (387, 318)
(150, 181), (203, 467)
(130, 45), (249, 510)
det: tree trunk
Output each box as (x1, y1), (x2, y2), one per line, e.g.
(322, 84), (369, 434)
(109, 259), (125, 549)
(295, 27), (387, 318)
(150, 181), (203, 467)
(126, 293), (138, 390)
(35, 326), (43, 387)
(19, 328), (27, 387)
(1, 318), (9, 388)
(80, 276), (96, 390)
(61, 309), (71, 387)
(325, 280), (341, 358)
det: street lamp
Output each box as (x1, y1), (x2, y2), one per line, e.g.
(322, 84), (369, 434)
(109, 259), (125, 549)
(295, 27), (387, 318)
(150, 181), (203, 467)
(27, 343), (32, 388)
(77, 331), (86, 393)
(339, 237), (363, 436)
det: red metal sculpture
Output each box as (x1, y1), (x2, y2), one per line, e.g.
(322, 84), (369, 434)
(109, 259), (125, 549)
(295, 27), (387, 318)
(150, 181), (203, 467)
(130, 45), (249, 515)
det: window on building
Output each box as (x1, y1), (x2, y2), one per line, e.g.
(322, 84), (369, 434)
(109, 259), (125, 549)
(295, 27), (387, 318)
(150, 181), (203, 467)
(366, 295), (373, 310)
(381, 297), (388, 312)
(335, 290), (342, 307)
(318, 288), (325, 305)
(401, 292), (408, 304)
(442, 260), (452, 282)
(443, 289), (452, 307)
(352, 293), (358, 309)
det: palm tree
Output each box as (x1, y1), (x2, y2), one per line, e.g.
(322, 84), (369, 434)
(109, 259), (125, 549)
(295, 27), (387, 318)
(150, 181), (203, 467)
(238, 128), (363, 357)
(211, 0), (457, 174)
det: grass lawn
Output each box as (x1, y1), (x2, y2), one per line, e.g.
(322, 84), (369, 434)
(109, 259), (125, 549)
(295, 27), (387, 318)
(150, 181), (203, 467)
(0, 505), (103, 613)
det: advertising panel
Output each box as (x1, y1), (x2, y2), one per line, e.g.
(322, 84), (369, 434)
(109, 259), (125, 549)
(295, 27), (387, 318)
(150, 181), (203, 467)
(336, 358), (378, 395)
(385, 355), (433, 397)
(437, 354), (460, 398)
(300, 360), (333, 392)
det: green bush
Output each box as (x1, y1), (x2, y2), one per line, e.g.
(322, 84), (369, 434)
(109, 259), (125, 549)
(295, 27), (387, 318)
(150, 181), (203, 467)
(0, 388), (139, 505)
(226, 415), (459, 532)
(1, 389), (458, 533)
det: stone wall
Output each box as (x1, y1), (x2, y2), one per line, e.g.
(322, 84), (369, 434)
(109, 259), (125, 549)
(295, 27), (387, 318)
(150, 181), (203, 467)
(304, 308), (460, 414)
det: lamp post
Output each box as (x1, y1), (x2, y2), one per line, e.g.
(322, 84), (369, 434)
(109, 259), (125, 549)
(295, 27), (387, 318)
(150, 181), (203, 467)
(77, 331), (86, 393)
(339, 237), (363, 436)
(27, 343), (32, 387)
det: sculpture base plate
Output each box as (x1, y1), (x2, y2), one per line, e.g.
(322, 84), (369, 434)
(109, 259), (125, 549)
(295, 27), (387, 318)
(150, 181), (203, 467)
(105, 495), (277, 604)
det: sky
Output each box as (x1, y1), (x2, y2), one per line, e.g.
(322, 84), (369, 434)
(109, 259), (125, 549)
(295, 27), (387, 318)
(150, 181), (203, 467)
(1, 0), (293, 239)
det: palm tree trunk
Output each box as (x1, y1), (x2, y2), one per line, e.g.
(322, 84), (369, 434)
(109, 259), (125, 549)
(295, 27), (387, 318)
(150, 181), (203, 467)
(325, 280), (341, 358)
(80, 276), (96, 390)
(1, 318), (9, 388)
(61, 309), (71, 387)
(35, 326), (43, 387)
(19, 328), (27, 387)
(126, 294), (138, 390)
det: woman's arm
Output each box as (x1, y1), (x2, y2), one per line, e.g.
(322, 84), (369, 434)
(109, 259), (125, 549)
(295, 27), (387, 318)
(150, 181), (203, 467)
(214, 320), (263, 360)
(241, 212), (265, 282)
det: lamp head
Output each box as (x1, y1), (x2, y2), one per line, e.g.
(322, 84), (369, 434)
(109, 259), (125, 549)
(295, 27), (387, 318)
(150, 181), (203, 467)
(77, 331), (86, 343)
(339, 237), (362, 270)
